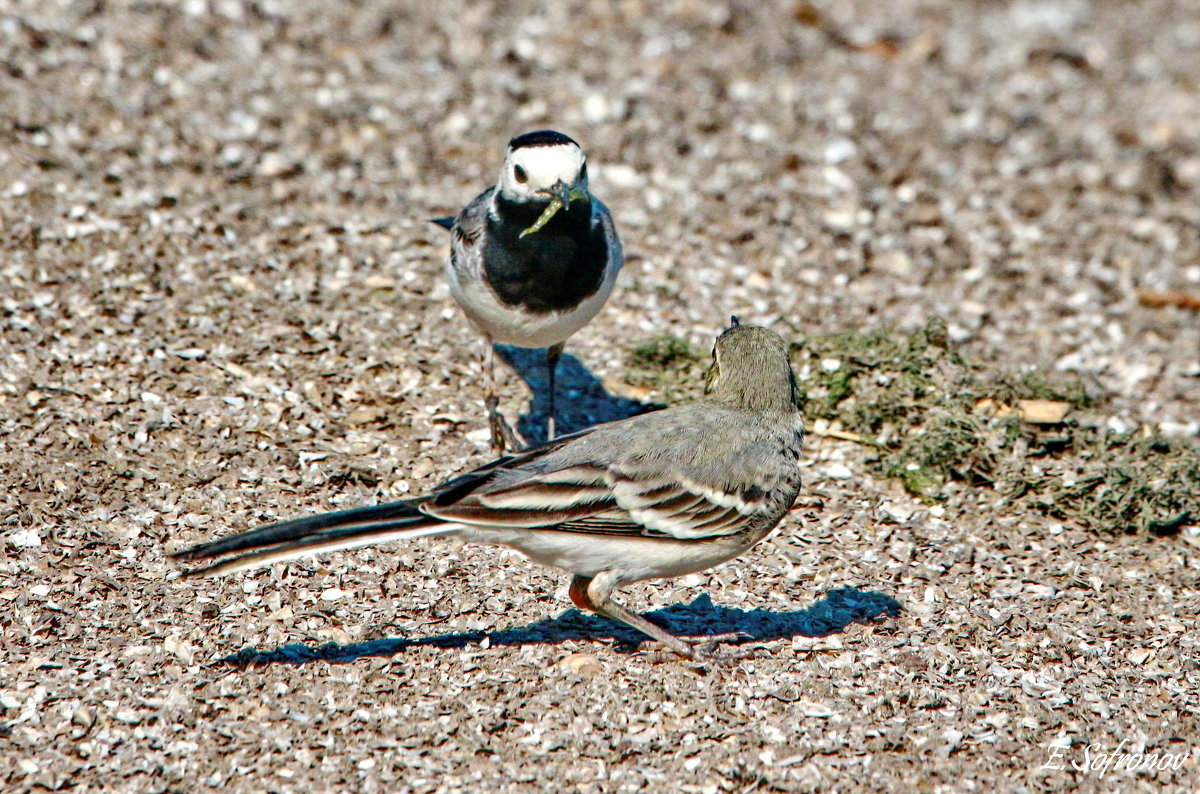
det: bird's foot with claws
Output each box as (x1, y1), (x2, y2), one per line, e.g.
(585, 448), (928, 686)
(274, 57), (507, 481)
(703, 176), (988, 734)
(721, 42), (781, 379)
(641, 632), (758, 664)
(485, 394), (521, 454)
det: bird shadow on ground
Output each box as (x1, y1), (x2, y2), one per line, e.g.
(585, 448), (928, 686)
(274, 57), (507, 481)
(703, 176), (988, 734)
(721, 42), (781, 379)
(494, 344), (653, 445)
(221, 587), (901, 668)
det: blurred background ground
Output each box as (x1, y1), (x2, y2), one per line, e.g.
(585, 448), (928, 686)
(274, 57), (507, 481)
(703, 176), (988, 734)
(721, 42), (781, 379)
(1, 1), (1198, 791)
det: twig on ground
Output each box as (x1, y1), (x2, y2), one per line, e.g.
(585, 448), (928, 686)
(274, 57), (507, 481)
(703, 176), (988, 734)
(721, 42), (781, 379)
(805, 425), (883, 447)
(1138, 290), (1200, 311)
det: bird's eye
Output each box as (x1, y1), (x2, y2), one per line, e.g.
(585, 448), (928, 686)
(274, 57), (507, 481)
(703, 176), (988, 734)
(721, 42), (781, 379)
(579, 162), (588, 181)
(513, 165), (528, 184)
(704, 357), (721, 394)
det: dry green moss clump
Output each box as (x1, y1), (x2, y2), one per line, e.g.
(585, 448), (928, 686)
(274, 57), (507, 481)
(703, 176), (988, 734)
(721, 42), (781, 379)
(982, 369), (1095, 410)
(792, 318), (967, 438)
(883, 411), (996, 497)
(790, 318), (1199, 534)
(623, 334), (705, 400)
(1028, 434), (1200, 535)
(793, 318), (986, 493)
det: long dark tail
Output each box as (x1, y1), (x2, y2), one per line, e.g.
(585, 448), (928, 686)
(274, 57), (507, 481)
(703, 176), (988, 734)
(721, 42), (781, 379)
(170, 501), (459, 578)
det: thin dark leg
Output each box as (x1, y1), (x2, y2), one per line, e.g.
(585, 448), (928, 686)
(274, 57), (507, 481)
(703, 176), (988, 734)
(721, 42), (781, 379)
(486, 342), (519, 454)
(546, 343), (564, 441)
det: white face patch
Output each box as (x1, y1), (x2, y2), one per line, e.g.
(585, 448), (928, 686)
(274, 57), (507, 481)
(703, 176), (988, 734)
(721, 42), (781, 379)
(498, 142), (588, 201)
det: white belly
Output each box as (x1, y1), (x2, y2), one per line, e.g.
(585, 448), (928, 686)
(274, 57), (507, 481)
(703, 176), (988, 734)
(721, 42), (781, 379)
(459, 526), (753, 586)
(446, 257), (620, 349)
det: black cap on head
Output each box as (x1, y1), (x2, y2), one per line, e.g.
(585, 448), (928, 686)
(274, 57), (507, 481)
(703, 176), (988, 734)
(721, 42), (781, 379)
(508, 130), (579, 150)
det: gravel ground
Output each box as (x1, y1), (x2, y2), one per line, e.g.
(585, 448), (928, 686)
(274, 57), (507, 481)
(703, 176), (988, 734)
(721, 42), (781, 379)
(3, 1), (1199, 791)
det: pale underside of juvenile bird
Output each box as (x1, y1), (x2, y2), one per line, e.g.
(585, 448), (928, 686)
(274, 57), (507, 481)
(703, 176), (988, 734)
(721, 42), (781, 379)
(173, 324), (803, 660)
(434, 130), (623, 453)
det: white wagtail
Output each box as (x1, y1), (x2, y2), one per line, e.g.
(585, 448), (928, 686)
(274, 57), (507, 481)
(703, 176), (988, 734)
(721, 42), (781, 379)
(173, 322), (803, 660)
(432, 130), (623, 453)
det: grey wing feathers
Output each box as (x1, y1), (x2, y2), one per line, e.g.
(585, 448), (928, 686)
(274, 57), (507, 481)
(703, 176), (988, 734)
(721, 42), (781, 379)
(422, 407), (798, 541)
(591, 197), (623, 273)
(425, 461), (771, 541)
(446, 187), (492, 278)
(453, 189), (492, 245)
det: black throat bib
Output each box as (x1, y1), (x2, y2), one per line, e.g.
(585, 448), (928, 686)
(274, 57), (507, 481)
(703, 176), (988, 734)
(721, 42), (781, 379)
(483, 194), (609, 314)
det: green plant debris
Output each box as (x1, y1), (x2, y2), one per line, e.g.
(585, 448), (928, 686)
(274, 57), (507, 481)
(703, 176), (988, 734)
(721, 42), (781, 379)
(623, 334), (705, 399)
(884, 411), (996, 498)
(982, 369), (1095, 410)
(779, 317), (1199, 532)
(791, 317), (971, 438)
(1030, 434), (1200, 535)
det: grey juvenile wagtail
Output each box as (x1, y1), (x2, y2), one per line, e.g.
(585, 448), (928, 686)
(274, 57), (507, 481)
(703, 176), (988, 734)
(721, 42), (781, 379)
(432, 130), (623, 453)
(172, 322), (803, 660)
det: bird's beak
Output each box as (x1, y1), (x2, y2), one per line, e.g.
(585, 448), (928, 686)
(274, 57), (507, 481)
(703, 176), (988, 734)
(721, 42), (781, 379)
(552, 179), (573, 207)
(520, 180), (590, 238)
(549, 179), (589, 207)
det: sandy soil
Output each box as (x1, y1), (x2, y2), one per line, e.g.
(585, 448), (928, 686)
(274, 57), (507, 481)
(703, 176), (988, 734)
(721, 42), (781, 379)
(2, 1), (1198, 791)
